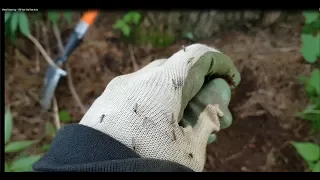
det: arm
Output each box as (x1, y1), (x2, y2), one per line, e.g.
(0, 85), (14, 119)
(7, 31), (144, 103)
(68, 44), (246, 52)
(33, 124), (192, 172)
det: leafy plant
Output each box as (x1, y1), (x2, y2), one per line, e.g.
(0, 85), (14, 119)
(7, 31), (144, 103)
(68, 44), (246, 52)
(292, 142), (320, 172)
(47, 11), (73, 25)
(5, 11), (73, 42)
(294, 68), (320, 172)
(134, 28), (176, 48)
(59, 110), (72, 123)
(297, 69), (320, 131)
(113, 11), (142, 37)
(5, 109), (41, 172)
(301, 11), (320, 63)
(293, 11), (320, 172)
(5, 12), (31, 42)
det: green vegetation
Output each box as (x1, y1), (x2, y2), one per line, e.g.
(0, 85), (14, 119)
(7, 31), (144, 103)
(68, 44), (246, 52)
(113, 11), (176, 48)
(4, 108), (66, 172)
(292, 11), (320, 172)
(5, 109), (41, 172)
(5, 11), (72, 42)
(4, 12), (73, 172)
(59, 110), (72, 123)
(133, 27), (176, 48)
(113, 11), (142, 37)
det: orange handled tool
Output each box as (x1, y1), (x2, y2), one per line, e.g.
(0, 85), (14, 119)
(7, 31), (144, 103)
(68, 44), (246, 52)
(41, 10), (99, 111)
(63, 10), (99, 58)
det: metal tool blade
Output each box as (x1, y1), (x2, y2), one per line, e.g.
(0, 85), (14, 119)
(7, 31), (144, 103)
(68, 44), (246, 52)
(41, 63), (67, 111)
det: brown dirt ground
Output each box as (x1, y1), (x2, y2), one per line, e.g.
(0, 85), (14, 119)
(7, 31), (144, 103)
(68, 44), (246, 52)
(4, 12), (312, 172)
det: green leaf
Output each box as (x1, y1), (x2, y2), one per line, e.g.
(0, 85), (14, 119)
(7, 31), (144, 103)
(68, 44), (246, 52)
(123, 12), (132, 23)
(301, 34), (320, 63)
(113, 20), (131, 37)
(310, 69), (320, 95)
(303, 11), (320, 24)
(311, 121), (320, 132)
(302, 24), (315, 34)
(5, 161), (10, 172)
(292, 142), (320, 161)
(113, 19), (126, 29)
(5, 110), (13, 144)
(10, 13), (20, 35)
(121, 24), (131, 37)
(59, 110), (72, 123)
(123, 12), (141, 25)
(132, 12), (141, 25)
(298, 112), (318, 121)
(48, 12), (60, 25)
(5, 140), (34, 153)
(63, 12), (72, 23)
(303, 104), (318, 113)
(45, 122), (56, 138)
(308, 161), (315, 169)
(6, 23), (17, 43)
(10, 155), (42, 172)
(313, 161), (320, 172)
(310, 19), (320, 30)
(18, 12), (31, 37)
(42, 144), (51, 152)
(5, 12), (12, 23)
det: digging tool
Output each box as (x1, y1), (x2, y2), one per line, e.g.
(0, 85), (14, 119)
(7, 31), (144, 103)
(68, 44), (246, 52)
(41, 10), (99, 111)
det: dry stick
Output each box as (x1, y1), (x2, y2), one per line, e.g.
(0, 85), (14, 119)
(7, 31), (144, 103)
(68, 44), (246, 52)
(39, 20), (61, 130)
(35, 22), (40, 72)
(52, 24), (64, 54)
(52, 24), (87, 114)
(41, 21), (51, 56)
(52, 97), (61, 129)
(128, 44), (140, 71)
(26, 34), (63, 73)
(147, 13), (158, 29)
(66, 64), (87, 113)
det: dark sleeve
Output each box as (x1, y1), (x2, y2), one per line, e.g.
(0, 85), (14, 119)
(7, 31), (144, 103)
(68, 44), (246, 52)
(33, 124), (193, 172)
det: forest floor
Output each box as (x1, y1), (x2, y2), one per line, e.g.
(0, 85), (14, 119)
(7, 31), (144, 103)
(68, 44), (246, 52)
(4, 12), (312, 172)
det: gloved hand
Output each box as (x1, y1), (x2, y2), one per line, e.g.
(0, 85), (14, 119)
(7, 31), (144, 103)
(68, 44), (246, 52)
(79, 44), (240, 172)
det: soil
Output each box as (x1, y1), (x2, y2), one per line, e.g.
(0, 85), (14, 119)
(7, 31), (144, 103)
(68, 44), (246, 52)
(4, 12), (313, 172)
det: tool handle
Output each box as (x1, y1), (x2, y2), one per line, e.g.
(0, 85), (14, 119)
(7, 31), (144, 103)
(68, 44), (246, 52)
(60, 10), (99, 63)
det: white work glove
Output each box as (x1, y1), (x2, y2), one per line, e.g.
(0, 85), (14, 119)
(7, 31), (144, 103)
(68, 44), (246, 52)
(79, 44), (240, 171)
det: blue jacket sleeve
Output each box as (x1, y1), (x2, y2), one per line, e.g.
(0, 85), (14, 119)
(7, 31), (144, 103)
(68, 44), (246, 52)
(33, 124), (193, 172)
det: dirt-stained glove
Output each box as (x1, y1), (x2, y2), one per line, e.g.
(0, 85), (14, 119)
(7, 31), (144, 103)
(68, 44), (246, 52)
(182, 78), (234, 144)
(79, 44), (240, 172)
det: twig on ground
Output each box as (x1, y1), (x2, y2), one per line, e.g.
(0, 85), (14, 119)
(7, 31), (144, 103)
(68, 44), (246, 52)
(52, 24), (64, 53)
(207, 155), (216, 169)
(26, 34), (63, 72)
(146, 13), (158, 29)
(66, 63), (87, 113)
(15, 49), (31, 66)
(35, 22), (40, 72)
(128, 44), (140, 71)
(222, 136), (257, 164)
(41, 20), (51, 55)
(222, 150), (245, 163)
(26, 89), (41, 104)
(52, 24), (87, 114)
(52, 96), (61, 130)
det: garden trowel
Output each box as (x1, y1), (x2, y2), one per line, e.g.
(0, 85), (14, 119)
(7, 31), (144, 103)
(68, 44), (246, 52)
(41, 10), (99, 111)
